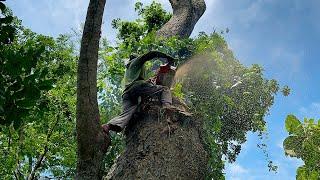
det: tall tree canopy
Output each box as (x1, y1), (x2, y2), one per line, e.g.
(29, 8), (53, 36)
(0, 2), (77, 179)
(0, 1), (294, 179)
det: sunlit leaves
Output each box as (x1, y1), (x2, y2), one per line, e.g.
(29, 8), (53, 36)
(0, 13), (77, 178)
(283, 136), (301, 157)
(285, 114), (302, 134)
(0, 29), (58, 128)
(168, 32), (286, 176)
(172, 82), (184, 99)
(283, 115), (320, 180)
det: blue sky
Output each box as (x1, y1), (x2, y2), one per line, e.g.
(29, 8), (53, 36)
(7, 0), (320, 179)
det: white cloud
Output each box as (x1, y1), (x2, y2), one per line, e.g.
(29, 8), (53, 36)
(44, 0), (88, 30)
(226, 163), (249, 179)
(230, 163), (249, 174)
(267, 46), (306, 81)
(205, 0), (219, 8)
(299, 102), (320, 119)
(276, 138), (284, 150)
(238, 0), (275, 28)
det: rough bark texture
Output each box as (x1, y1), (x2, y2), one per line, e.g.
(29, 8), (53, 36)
(106, 0), (208, 179)
(76, 0), (108, 179)
(156, 0), (206, 38)
(106, 100), (209, 180)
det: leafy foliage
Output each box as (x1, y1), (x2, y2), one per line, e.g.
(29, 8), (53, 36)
(0, 1), (15, 45)
(175, 33), (282, 177)
(283, 115), (320, 180)
(111, 1), (171, 47)
(0, 4), (64, 129)
(0, 4), (77, 178)
(100, 1), (286, 178)
(0, 1), (292, 179)
(0, 29), (58, 129)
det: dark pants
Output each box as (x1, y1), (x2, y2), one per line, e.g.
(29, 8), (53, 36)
(107, 82), (172, 131)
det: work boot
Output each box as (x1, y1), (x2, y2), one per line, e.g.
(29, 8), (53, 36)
(102, 124), (111, 134)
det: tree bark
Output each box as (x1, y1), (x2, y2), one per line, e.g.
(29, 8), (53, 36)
(106, 1), (208, 179)
(106, 101), (209, 179)
(156, 0), (206, 38)
(76, 0), (108, 179)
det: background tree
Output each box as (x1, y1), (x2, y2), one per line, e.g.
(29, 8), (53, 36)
(283, 115), (320, 180)
(75, 0), (108, 179)
(0, 2), (77, 179)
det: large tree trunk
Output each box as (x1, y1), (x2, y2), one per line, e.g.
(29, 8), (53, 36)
(157, 0), (206, 38)
(106, 1), (208, 179)
(106, 101), (209, 179)
(76, 0), (108, 179)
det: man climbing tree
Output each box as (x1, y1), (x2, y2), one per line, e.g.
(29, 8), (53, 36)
(102, 51), (176, 133)
(105, 1), (209, 179)
(76, 0), (207, 179)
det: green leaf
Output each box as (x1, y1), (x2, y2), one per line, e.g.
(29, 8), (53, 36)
(23, 85), (41, 100)
(281, 85), (291, 96)
(13, 117), (22, 130)
(285, 114), (302, 134)
(0, 2), (5, 12)
(15, 98), (36, 108)
(283, 136), (301, 157)
(38, 79), (55, 90)
(297, 166), (307, 180)
(0, 16), (13, 24)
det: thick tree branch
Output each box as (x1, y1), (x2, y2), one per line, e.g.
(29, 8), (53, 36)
(27, 147), (48, 180)
(157, 0), (206, 38)
(76, 0), (107, 179)
(14, 128), (25, 180)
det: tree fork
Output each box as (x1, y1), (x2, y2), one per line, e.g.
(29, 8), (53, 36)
(157, 0), (206, 38)
(76, 0), (108, 179)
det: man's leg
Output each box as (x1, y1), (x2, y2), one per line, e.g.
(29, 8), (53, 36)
(160, 86), (172, 107)
(102, 93), (137, 132)
(130, 82), (172, 107)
